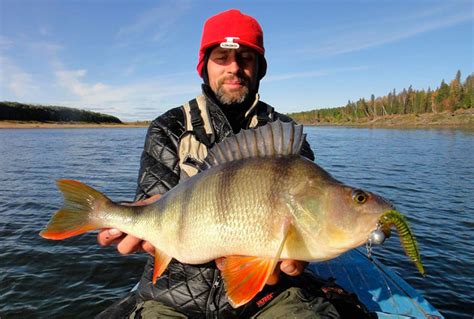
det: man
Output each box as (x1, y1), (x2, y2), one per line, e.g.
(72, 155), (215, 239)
(97, 9), (340, 318)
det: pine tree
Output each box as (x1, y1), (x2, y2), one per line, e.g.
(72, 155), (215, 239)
(425, 88), (433, 113)
(449, 70), (463, 111)
(463, 73), (474, 109)
(370, 94), (376, 117)
(437, 80), (450, 111)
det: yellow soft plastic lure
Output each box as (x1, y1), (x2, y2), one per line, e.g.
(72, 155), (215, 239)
(379, 210), (425, 275)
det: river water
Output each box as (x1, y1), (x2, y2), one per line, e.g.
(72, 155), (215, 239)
(0, 126), (472, 318)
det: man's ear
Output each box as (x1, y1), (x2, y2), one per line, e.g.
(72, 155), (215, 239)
(201, 48), (213, 85)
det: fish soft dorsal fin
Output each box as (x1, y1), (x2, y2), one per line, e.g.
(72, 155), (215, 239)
(203, 120), (305, 168)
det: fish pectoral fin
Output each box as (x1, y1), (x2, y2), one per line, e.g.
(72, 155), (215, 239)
(221, 219), (292, 308)
(152, 248), (172, 284)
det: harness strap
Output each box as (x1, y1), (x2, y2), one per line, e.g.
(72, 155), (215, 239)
(180, 95), (215, 179)
(188, 99), (211, 147)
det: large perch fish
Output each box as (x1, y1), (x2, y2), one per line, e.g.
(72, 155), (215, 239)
(40, 120), (423, 307)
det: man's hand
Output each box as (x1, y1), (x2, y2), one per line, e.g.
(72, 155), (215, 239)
(97, 229), (155, 255)
(96, 194), (161, 255)
(279, 259), (307, 276)
(215, 258), (307, 285)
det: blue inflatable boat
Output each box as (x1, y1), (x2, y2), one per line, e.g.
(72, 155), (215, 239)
(308, 248), (443, 318)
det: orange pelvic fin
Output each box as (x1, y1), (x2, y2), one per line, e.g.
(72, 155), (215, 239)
(40, 179), (110, 240)
(152, 248), (172, 283)
(221, 219), (292, 308)
(220, 255), (279, 308)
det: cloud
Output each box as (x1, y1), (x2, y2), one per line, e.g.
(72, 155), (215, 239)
(0, 55), (40, 98)
(0, 35), (13, 50)
(39, 26), (52, 36)
(55, 69), (112, 98)
(116, 1), (191, 44)
(119, 53), (166, 77)
(30, 41), (64, 55)
(54, 66), (200, 121)
(0, 30), (199, 121)
(265, 66), (369, 82)
(302, 5), (473, 57)
(56, 68), (197, 101)
(0, 38), (64, 101)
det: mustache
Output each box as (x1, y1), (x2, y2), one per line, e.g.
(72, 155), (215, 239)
(217, 74), (250, 86)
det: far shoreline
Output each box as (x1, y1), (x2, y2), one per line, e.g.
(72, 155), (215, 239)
(295, 109), (474, 129)
(1, 109), (472, 129)
(0, 121), (151, 129)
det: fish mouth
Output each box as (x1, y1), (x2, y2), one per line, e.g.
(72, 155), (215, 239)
(377, 210), (425, 276)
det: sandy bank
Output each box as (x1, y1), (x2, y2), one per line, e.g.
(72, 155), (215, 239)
(0, 121), (150, 129)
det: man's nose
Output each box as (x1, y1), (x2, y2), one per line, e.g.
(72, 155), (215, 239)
(226, 53), (241, 73)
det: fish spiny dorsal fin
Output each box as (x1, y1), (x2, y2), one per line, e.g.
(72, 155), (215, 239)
(202, 120), (305, 168)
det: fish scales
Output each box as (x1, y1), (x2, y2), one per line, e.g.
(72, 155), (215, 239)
(147, 157), (300, 264)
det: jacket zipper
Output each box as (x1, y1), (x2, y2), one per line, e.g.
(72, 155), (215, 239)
(206, 271), (222, 319)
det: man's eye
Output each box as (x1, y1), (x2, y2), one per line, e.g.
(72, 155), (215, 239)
(240, 53), (254, 61)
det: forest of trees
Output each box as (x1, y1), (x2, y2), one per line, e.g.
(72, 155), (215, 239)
(288, 71), (474, 124)
(0, 102), (122, 124)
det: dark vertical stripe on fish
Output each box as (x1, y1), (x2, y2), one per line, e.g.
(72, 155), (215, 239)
(216, 160), (245, 225)
(177, 179), (195, 241)
(268, 157), (293, 214)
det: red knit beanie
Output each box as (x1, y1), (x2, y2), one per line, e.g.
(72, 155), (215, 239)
(197, 9), (267, 80)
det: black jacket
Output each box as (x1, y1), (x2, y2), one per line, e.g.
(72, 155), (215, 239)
(134, 89), (315, 318)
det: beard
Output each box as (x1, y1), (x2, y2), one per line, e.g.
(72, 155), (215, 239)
(214, 75), (251, 105)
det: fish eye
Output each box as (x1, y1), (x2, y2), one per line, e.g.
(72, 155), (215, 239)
(352, 189), (368, 204)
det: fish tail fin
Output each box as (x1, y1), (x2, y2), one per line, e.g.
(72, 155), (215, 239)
(40, 179), (110, 240)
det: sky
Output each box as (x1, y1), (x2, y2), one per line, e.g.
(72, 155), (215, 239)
(1, 0), (473, 121)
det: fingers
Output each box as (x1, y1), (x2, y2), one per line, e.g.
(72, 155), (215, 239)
(97, 228), (123, 246)
(124, 194), (162, 207)
(268, 260), (306, 285)
(98, 195), (161, 254)
(98, 228), (155, 256)
(280, 260), (308, 276)
(139, 194), (162, 205)
(141, 241), (156, 255)
(116, 234), (143, 255)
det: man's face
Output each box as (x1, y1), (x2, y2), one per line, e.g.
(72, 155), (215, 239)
(207, 45), (258, 105)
